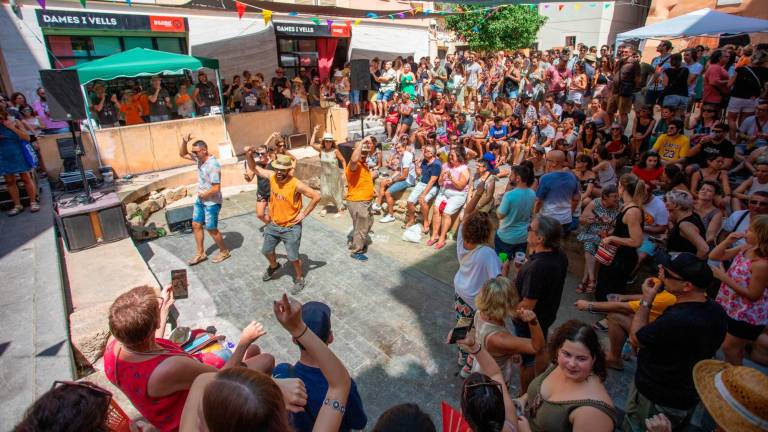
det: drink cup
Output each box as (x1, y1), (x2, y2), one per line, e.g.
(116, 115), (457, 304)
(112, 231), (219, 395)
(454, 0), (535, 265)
(514, 252), (526, 265)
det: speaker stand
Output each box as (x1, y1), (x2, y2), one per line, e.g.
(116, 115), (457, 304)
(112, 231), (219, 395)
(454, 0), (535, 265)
(69, 120), (94, 204)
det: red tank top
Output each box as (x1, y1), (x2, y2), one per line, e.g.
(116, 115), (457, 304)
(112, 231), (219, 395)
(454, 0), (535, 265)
(104, 338), (191, 432)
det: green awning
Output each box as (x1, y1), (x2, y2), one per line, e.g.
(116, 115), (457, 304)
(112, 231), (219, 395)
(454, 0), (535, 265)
(69, 48), (219, 84)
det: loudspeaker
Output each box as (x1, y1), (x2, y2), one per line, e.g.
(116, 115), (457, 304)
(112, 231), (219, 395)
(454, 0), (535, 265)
(39, 69), (87, 121)
(56, 192), (129, 251)
(350, 59), (371, 91)
(166, 204), (194, 232)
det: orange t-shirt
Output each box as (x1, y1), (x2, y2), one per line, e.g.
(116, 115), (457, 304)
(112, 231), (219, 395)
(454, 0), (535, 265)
(135, 93), (150, 117)
(120, 102), (144, 125)
(269, 175), (302, 227)
(345, 162), (374, 202)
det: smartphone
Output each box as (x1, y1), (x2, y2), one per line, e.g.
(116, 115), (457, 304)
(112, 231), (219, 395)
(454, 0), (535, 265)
(171, 269), (188, 299)
(448, 325), (471, 344)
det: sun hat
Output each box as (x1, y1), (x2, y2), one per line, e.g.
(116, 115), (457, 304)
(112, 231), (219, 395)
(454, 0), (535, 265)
(272, 154), (294, 170)
(321, 132), (334, 141)
(291, 76), (303, 84)
(584, 53), (597, 63)
(693, 360), (768, 432)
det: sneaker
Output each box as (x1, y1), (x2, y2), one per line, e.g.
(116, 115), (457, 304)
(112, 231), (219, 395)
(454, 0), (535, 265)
(350, 252), (369, 261)
(291, 277), (306, 295)
(371, 203), (382, 212)
(262, 263), (281, 281)
(379, 214), (395, 223)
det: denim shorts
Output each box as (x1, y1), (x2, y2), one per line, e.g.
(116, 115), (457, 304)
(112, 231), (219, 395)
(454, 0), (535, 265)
(149, 114), (170, 122)
(387, 180), (412, 195)
(429, 84), (444, 93)
(638, 237), (658, 256)
(349, 90), (361, 104)
(262, 222), (302, 261)
(192, 200), (221, 230)
(377, 90), (394, 101)
(662, 94), (688, 110)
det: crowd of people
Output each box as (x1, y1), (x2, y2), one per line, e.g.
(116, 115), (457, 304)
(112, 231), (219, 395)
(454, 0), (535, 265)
(8, 40), (768, 432)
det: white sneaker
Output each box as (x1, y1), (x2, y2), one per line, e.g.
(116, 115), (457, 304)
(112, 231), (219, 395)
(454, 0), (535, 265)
(379, 214), (395, 223)
(372, 203), (382, 212)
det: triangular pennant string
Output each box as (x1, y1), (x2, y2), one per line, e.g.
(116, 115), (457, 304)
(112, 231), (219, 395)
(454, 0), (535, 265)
(235, 1), (246, 19)
(36, 0), (46, 9)
(367, 12), (378, 19)
(558, 4), (564, 11)
(326, 19), (333, 26)
(353, 19), (361, 26)
(79, 0), (86, 8)
(310, 17), (321, 25)
(288, 11), (298, 16)
(262, 9), (272, 24)
(575, 3), (582, 10)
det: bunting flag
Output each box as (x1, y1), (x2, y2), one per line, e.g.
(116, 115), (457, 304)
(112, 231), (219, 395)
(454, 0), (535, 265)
(79, 0), (86, 7)
(424, 9), (431, 16)
(326, 19), (333, 26)
(126, 0), (131, 6)
(471, 25), (479, 33)
(543, 4), (550, 8)
(235, 1), (246, 19)
(529, 4), (536, 11)
(262, 9), (272, 24)
(558, 4), (564, 11)
(604, 2), (611, 8)
(310, 17), (321, 25)
(397, 12), (405, 18)
(367, 12), (378, 19)
(288, 11), (298, 16)
(574, 3), (582, 10)
(388, 14), (394, 20)
(36, 0), (45, 9)
(353, 19), (361, 26)
(345, 20), (352, 27)
(590, 3), (597, 6)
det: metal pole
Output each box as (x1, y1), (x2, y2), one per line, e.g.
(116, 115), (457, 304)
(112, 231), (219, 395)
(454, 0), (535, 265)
(69, 120), (93, 203)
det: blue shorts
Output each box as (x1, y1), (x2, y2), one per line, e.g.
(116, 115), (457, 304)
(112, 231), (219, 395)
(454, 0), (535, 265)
(377, 90), (394, 102)
(193, 200), (222, 230)
(262, 222), (302, 261)
(429, 84), (444, 93)
(387, 180), (412, 195)
(350, 90), (361, 104)
(638, 237), (657, 256)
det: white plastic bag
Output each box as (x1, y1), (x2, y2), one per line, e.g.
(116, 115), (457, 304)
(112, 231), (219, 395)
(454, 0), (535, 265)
(402, 224), (422, 243)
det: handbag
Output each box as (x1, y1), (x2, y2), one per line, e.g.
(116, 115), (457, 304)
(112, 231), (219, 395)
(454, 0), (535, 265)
(21, 139), (39, 168)
(595, 239), (618, 266)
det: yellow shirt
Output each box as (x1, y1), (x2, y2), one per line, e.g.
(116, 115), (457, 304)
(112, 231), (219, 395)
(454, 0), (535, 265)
(269, 176), (302, 227)
(652, 134), (690, 163)
(628, 291), (677, 321)
(345, 162), (374, 202)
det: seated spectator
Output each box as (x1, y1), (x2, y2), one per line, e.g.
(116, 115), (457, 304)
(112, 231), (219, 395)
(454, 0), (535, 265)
(694, 181), (725, 246)
(651, 119), (690, 165)
(710, 215), (768, 366)
(14, 381), (116, 431)
(561, 99), (586, 129)
(467, 153), (498, 214)
(576, 185), (620, 294)
(632, 151), (664, 191)
(374, 141), (415, 223)
(273, 301), (367, 431)
(528, 116), (556, 150)
(372, 404), (436, 432)
(686, 103), (720, 146)
(576, 121), (602, 155)
(630, 191), (670, 283)
(486, 116), (510, 161)
(624, 253), (727, 432)
(630, 106), (655, 160)
(690, 153), (731, 199)
(573, 154), (597, 208)
(591, 146), (617, 198)
(685, 122), (735, 174)
(405, 144), (441, 232)
(495, 165), (536, 256)
(660, 163), (690, 194)
(736, 99), (768, 154)
(605, 123), (630, 168)
(722, 191), (768, 246)
(468, 276), (544, 390)
(664, 189), (709, 259)
(180, 295), (352, 432)
(427, 148), (470, 249)
(522, 320), (616, 432)
(732, 156), (768, 210)
(104, 285), (279, 431)
(649, 105), (675, 148)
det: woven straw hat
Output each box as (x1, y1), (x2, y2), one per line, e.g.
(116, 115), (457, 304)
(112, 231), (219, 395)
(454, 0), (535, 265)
(693, 360), (768, 432)
(272, 154), (294, 171)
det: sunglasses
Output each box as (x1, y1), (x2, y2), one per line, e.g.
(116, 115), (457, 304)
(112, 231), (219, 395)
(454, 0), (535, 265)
(254, 151), (266, 156)
(749, 200), (768, 207)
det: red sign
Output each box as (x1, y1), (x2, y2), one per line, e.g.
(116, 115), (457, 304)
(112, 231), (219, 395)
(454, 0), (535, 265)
(149, 16), (186, 32)
(330, 24), (350, 38)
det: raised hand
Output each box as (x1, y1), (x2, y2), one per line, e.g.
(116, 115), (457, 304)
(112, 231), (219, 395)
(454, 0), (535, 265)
(273, 294), (304, 336)
(238, 321), (267, 346)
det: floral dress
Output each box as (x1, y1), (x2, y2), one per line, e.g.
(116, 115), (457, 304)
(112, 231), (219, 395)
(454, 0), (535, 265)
(716, 251), (768, 326)
(576, 197), (619, 255)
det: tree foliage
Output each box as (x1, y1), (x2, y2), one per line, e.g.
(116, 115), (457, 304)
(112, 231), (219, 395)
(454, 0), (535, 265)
(445, 5), (547, 51)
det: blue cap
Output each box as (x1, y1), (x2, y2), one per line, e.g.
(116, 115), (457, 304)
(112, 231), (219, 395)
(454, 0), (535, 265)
(302, 301), (331, 343)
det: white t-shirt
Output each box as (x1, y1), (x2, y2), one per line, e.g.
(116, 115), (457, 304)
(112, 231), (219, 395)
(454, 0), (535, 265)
(400, 150), (417, 185)
(467, 62), (482, 88)
(454, 225), (502, 309)
(643, 196), (669, 240)
(684, 62), (703, 97)
(724, 210), (751, 247)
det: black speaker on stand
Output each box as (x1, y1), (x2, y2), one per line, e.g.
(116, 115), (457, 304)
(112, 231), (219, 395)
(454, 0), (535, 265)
(40, 69), (93, 204)
(350, 59), (372, 139)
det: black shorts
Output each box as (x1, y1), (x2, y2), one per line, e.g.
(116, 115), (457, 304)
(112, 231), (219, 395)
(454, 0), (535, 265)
(727, 316), (765, 341)
(257, 193), (270, 203)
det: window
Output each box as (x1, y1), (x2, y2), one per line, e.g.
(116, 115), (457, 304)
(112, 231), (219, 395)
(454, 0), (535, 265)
(46, 35), (187, 68)
(277, 37), (319, 78)
(565, 36), (576, 47)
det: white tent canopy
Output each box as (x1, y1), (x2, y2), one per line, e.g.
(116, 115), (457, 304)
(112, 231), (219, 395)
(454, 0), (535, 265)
(616, 8), (768, 45)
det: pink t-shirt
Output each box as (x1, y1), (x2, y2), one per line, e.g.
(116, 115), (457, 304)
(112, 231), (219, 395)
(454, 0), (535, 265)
(442, 163), (470, 192)
(703, 64), (729, 104)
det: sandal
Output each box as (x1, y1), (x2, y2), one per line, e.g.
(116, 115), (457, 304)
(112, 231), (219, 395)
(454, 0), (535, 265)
(187, 254), (207, 266)
(592, 319), (609, 332)
(7, 205), (23, 216)
(426, 239), (437, 246)
(434, 241), (446, 250)
(211, 250), (231, 263)
(30, 202), (40, 213)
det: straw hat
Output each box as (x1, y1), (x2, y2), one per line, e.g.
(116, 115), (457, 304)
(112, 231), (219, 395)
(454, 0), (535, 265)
(321, 132), (335, 141)
(292, 77), (303, 84)
(693, 359), (768, 432)
(272, 154), (294, 170)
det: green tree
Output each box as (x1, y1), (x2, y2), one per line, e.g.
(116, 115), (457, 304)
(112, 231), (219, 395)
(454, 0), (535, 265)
(445, 5), (547, 51)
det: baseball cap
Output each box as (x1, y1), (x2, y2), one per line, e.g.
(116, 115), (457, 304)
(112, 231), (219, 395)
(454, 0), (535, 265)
(658, 252), (714, 289)
(302, 301), (331, 343)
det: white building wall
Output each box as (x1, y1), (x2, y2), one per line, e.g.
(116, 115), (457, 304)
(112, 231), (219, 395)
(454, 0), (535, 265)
(1, 4), (57, 99)
(349, 22), (430, 60)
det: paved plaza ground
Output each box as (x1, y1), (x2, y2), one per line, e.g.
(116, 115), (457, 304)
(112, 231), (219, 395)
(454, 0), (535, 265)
(139, 193), (636, 424)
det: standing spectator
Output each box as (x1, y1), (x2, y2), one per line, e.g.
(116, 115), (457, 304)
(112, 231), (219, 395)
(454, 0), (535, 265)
(119, 90), (143, 126)
(495, 165), (536, 256)
(375, 61), (397, 118)
(726, 49), (768, 142)
(244, 137), (276, 227)
(594, 174), (645, 301)
(90, 82), (120, 128)
(32, 87), (69, 133)
(664, 190), (709, 259)
(309, 127), (346, 217)
(271, 68), (291, 109)
(0, 105), (38, 215)
(176, 82), (195, 118)
(405, 144), (441, 232)
(179, 134), (230, 265)
(148, 76), (172, 122)
(644, 40), (673, 108)
(683, 49), (704, 104)
(193, 71), (219, 115)
(694, 181), (725, 246)
(273, 301), (368, 432)
(660, 53), (690, 117)
(534, 150), (580, 233)
(631, 106), (657, 163)
(625, 254), (727, 432)
(250, 154), (321, 294)
(307, 76), (322, 108)
(465, 53), (482, 110)
(427, 148), (470, 249)
(514, 214), (568, 390)
(733, 157), (768, 210)
(345, 138), (376, 261)
(710, 215), (768, 365)
(703, 50), (731, 108)
(651, 119), (690, 165)
(568, 62), (588, 107)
